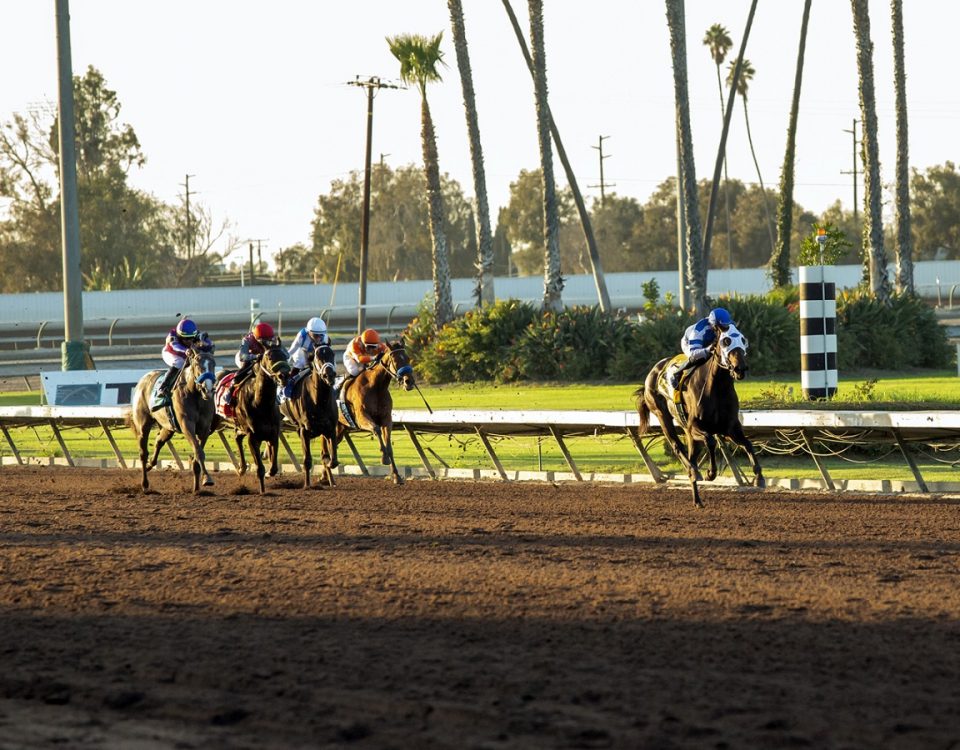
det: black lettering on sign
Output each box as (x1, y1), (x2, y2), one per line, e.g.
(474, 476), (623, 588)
(105, 382), (138, 405)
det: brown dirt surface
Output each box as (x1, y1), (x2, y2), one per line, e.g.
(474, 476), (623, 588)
(1, 465), (959, 749)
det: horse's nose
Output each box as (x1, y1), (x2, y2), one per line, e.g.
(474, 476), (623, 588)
(403, 376), (415, 392)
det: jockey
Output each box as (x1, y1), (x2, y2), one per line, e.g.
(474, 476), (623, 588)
(668, 307), (734, 390)
(333, 328), (387, 393)
(226, 321), (284, 403)
(157, 318), (215, 401)
(284, 316), (331, 397)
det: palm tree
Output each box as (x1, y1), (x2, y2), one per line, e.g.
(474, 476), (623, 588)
(501, 0), (610, 313)
(526, 0), (562, 313)
(387, 32), (454, 328)
(891, 0), (913, 293)
(665, 0), (705, 314)
(771, 0), (812, 288)
(726, 58), (774, 255)
(703, 23), (734, 269)
(851, 0), (891, 302)
(447, 0), (495, 307)
(700, 0), (757, 280)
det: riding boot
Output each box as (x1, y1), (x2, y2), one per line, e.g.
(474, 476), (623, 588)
(668, 359), (689, 391)
(157, 365), (180, 398)
(333, 374), (351, 397)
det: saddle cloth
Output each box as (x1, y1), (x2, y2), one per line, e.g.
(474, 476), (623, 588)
(215, 372), (236, 419)
(149, 374), (180, 432)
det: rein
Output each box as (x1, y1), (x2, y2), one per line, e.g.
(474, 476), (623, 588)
(376, 347), (413, 383)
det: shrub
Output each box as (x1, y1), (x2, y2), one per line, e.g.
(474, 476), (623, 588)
(608, 313), (692, 382)
(720, 295), (801, 374)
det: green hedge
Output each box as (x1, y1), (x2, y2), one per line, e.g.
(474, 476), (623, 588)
(405, 291), (952, 384)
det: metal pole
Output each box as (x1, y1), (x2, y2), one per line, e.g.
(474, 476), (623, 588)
(358, 84), (374, 335)
(55, 0), (86, 371)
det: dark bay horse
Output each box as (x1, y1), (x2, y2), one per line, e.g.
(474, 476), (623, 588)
(635, 324), (764, 507)
(218, 346), (291, 494)
(336, 339), (416, 484)
(280, 343), (339, 488)
(130, 347), (217, 493)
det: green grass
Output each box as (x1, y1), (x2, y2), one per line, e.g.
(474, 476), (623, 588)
(2, 370), (958, 484)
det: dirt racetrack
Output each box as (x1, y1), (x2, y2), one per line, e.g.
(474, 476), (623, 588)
(1, 465), (959, 749)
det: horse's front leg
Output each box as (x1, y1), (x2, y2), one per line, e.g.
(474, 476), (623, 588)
(320, 434), (337, 487)
(267, 435), (280, 477)
(180, 423), (209, 494)
(686, 434), (705, 508)
(300, 429), (312, 489)
(149, 427), (175, 471)
(250, 435), (267, 494)
(704, 434), (718, 482)
(729, 422), (765, 488)
(375, 426), (402, 485)
(198, 434), (215, 487)
(137, 423), (152, 492)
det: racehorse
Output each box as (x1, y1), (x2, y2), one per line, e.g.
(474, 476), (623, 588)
(279, 343), (339, 488)
(635, 323), (764, 507)
(130, 347), (217, 493)
(218, 346), (291, 494)
(336, 339), (416, 484)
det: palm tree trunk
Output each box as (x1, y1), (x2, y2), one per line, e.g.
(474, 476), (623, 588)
(714, 65), (734, 269)
(420, 95), (454, 328)
(702, 0), (758, 277)
(851, 0), (891, 302)
(665, 0), (706, 315)
(742, 99), (775, 254)
(771, 0), (812, 288)
(448, 0), (495, 307)
(502, 0), (610, 313)
(891, 0), (913, 294)
(527, 0), (562, 313)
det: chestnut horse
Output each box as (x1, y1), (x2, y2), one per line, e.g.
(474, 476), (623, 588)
(279, 343), (339, 488)
(635, 324), (764, 507)
(218, 346), (291, 494)
(130, 347), (217, 493)
(336, 339), (415, 484)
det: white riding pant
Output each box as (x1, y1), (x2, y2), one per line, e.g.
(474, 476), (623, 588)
(162, 351), (186, 369)
(343, 355), (365, 377)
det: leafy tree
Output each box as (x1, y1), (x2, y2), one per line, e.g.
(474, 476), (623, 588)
(910, 162), (960, 260)
(499, 168), (574, 276)
(590, 194), (645, 272)
(388, 32), (454, 328)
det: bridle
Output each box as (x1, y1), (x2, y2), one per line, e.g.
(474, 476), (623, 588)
(312, 344), (337, 381)
(375, 345), (414, 384)
(713, 326), (749, 375)
(257, 349), (290, 384)
(187, 348), (216, 397)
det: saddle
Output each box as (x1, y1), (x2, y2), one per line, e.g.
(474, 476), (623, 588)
(149, 375), (181, 432)
(658, 354), (691, 424)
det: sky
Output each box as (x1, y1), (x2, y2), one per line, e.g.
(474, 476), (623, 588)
(2, 1), (959, 269)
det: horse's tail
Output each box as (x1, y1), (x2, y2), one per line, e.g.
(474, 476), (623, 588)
(634, 386), (651, 435)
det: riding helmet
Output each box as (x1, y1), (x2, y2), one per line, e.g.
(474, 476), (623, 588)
(361, 329), (380, 346)
(708, 308), (732, 330)
(253, 322), (275, 343)
(176, 318), (199, 338)
(306, 317), (327, 337)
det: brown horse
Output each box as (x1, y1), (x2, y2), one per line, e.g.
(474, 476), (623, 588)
(130, 347), (217, 493)
(635, 324), (764, 507)
(336, 339), (416, 484)
(279, 343), (339, 488)
(217, 346), (291, 494)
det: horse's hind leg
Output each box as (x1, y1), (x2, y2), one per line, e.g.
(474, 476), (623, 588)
(250, 436), (267, 493)
(704, 434), (718, 481)
(234, 433), (248, 476)
(137, 423), (152, 492)
(267, 438), (280, 477)
(300, 430), (312, 489)
(729, 422), (765, 488)
(149, 427), (175, 470)
(320, 435), (337, 487)
(687, 438), (705, 508)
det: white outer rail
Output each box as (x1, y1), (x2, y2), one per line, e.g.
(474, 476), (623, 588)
(0, 407), (958, 492)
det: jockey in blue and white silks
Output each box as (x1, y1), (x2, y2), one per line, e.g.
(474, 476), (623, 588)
(668, 307), (734, 390)
(284, 317), (331, 397)
(158, 318), (215, 400)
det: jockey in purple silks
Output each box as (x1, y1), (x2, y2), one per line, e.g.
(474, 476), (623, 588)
(157, 318), (215, 401)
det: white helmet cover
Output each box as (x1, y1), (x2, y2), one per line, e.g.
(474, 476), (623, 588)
(307, 316), (327, 335)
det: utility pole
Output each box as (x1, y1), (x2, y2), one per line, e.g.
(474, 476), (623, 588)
(841, 118), (860, 222)
(55, 0), (87, 370)
(347, 76), (401, 334)
(243, 238), (268, 286)
(182, 174), (195, 258)
(588, 135), (614, 207)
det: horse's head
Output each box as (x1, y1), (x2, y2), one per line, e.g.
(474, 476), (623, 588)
(260, 345), (292, 386)
(312, 344), (337, 387)
(380, 339), (416, 392)
(715, 323), (749, 380)
(187, 347), (217, 400)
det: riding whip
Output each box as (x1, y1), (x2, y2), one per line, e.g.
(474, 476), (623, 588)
(414, 383), (433, 414)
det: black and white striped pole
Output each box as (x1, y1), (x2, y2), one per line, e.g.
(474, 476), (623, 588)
(800, 228), (837, 399)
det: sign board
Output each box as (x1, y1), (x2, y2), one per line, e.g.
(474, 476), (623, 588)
(41, 369), (153, 406)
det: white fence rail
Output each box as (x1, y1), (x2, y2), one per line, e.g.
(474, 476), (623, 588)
(1, 406), (958, 493)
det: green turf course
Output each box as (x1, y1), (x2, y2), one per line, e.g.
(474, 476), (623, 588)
(1, 370), (958, 483)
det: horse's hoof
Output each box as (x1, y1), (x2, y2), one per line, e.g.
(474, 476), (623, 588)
(755, 476), (766, 489)
(392, 475), (404, 485)
(268, 467), (279, 477)
(203, 478), (214, 487)
(381, 456), (391, 466)
(705, 470), (717, 482)
(327, 458), (339, 469)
